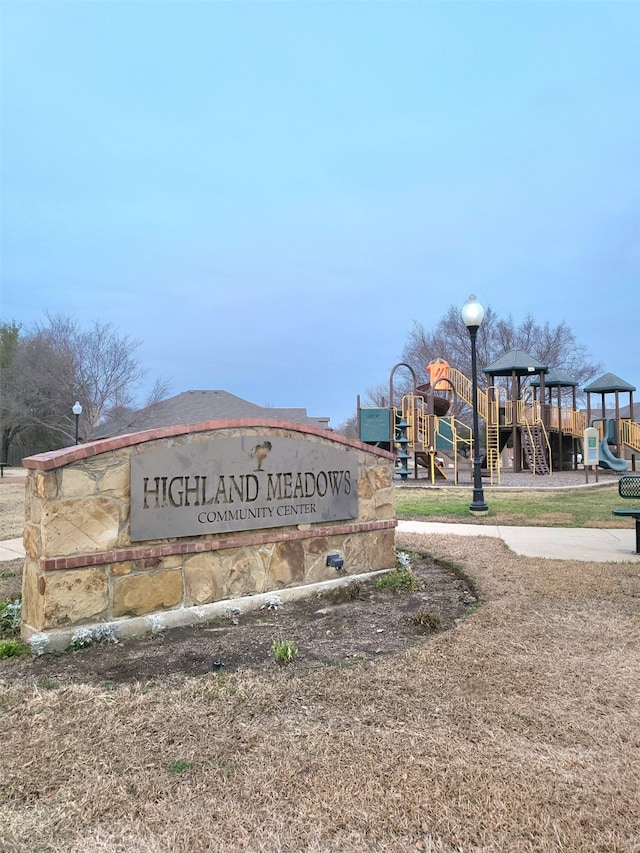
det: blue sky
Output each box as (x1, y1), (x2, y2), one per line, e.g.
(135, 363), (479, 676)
(2, 0), (639, 427)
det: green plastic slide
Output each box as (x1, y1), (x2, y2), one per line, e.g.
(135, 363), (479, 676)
(591, 418), (629, 471)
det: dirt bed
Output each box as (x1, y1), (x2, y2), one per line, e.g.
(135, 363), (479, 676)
(3, 554), (478, 685)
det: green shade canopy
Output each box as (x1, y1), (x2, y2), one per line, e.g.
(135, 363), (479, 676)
(483, 349), (549, 377)
(583, 373), (636, 393)
(530, 369), (579, 388)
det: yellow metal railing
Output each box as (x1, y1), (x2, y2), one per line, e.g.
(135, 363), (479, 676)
(486, 423), (501, 484)
(400, 395), (428, 449)
(541, 421), (553, 473)
(533, 404), (586, 437)
(446, 366), (488, 421)
(450, 417), (473, 456)
(503, 400), (514, 427)
(622, 419), (640, 453)
(566, 409), (588, 437)
(445, 368), (505, 479)
(493, 387), (510, 426)
(516, 400), (542, 425)
(435, 416), (473, 484)
(399, 394), (478, 483)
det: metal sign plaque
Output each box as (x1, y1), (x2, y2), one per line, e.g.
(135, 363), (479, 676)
(130, 436), (359, 542)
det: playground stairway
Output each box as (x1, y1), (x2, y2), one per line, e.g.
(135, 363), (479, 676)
(521, 423), (551, 475)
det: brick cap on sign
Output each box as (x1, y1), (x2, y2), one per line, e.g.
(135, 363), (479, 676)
(22, 419), (395, 471)
(39, 519), (398, 572)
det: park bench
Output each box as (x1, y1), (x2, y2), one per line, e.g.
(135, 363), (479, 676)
(612, 474), (640, 554)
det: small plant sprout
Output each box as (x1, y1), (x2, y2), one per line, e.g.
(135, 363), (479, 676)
(93, 623), (119, 644)
(224, 607), (241, 625)
(28, 633), (51, 656)
(217, 759), (236, 779)
(0, 599), (22, 635)
(193, 607), (207, 622)
(168, 759), (192, 775)
(396, 551), (412, 570)
(146, 614), (166, 634)
(271, 638), (298, 665)
(376, 568), (418, 593)
(0, 638), (29, 659)
(328, 581), (362, 604)
(409, 608), (442, 632)
(70, 627), (94, 649)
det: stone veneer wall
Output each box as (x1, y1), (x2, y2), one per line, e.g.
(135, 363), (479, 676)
(21, 420), (396, 649)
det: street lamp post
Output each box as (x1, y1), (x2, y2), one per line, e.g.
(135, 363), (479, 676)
(461, 295), (489, 516)
(72, 401), (83, 445)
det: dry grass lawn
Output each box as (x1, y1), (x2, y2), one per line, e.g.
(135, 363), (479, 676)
(1, 529), (639, 852)
(0, 482), (26, 540)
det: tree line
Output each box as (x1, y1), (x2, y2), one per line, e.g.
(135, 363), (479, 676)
(0, 315), (169, 464)
(2, 307), (603, 458)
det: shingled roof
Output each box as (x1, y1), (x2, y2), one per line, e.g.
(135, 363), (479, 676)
(92, 390), (330, 439)
(530, 369), (579, 388)
(483, 349), (549, 377)
(583, 373), (636, 393)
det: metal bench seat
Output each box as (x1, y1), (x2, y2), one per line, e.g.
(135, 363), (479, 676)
(612, 474), (640, 554)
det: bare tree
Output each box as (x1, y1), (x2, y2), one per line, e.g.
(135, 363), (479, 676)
(0, 315), (169, 460)
(102, 377), (174, 432)
(334, 414), (358, 439)
(401, 306), (600, 394)
(0, 323), (77, 461)
(34, 315), (146, 431)
(0, 322), (23, 462)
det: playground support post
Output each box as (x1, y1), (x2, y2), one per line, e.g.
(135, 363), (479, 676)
(462, 296), (489, 516)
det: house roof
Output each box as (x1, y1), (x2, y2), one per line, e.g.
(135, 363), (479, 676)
(583, 373), (636, 393)
(594, 402), (640, 419)
(92, 390), (331, 439)
(483, 349), (549, 377)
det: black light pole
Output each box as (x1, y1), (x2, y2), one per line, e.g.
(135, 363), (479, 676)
(72, 401), (83, 445)
(461, 295), (488, 515)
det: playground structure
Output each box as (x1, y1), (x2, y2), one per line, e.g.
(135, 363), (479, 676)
(358, 353), (640, 483)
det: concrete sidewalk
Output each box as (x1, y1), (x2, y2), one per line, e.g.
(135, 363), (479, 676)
(398, 521), (640, 562)
(1, 523), (639, 564)
(0, 538), (26, 562)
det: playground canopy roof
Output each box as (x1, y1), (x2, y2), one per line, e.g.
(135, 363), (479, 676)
(483, 349), (549, 377)
(583, 373), (636, 393)
(530, 369), (579, 388)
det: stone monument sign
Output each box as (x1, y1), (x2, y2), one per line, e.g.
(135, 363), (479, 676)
(21, 419), (396, 651)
